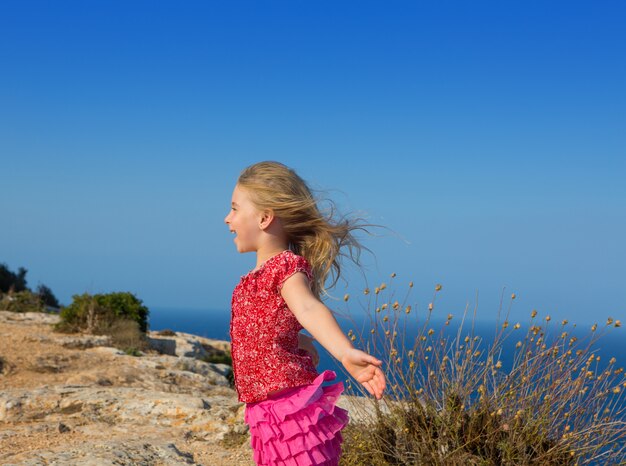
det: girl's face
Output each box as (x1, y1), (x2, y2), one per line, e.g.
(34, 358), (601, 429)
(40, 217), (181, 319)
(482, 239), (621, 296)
(224, 184), (264, 254)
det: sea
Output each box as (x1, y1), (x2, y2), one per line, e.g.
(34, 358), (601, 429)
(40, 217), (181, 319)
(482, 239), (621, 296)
(148, 306), (626, 388)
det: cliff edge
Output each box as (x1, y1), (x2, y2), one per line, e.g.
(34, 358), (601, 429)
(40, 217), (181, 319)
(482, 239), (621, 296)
(0, 310), (254, 465)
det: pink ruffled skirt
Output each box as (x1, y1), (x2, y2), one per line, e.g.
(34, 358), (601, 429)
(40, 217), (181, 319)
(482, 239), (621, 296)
(244, 370), (349, 466)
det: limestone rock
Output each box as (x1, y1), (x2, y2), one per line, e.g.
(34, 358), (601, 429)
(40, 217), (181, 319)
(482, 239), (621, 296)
(58, 334), (114, 349)
(4, 439), (200, 466)
(0, 310), (60, 325)
(147, 330), (231, 360)
(0, 310), (253, 465)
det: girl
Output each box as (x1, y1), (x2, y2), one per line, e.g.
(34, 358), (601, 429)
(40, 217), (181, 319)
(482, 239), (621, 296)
(225, 161), (386, 466)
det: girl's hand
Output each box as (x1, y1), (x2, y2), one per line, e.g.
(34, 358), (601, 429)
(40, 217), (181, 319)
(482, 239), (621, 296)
(341, 348), (386, 400)
(298, 333), (319, 366)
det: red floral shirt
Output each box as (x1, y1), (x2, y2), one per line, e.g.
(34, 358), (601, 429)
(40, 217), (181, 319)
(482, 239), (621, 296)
(229, 250), (318, 403)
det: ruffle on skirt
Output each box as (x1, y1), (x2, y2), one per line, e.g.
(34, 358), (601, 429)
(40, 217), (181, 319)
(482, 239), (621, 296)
(245, 370), (349, 466)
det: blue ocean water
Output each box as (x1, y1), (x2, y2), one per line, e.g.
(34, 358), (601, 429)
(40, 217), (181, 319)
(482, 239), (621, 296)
(148, 306), (625, 389)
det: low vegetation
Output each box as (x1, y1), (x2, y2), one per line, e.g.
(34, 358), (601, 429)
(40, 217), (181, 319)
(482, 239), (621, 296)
(339, 277), (625, 465)
(55, 292), (151, 354)
(0, 262), (60, 312)
(0, 289), (46, 313)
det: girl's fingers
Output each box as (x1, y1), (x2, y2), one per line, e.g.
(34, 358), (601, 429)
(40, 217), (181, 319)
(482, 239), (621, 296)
(357, 367), (385, 399)
(366, 355), (383, 366)
(356, 353), (382, 367)
(366, 380), (382, 399)
(363, 381), (374, 397)
(365, 379), (383, 399)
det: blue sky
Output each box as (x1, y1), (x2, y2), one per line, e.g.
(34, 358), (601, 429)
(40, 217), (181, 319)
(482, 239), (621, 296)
(1, 1), (624, 326)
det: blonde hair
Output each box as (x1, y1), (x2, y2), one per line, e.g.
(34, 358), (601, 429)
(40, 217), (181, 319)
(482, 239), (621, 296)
(237, 161), (368, 297)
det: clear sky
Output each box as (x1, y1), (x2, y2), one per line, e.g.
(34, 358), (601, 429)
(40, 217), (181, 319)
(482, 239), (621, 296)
(1, 1), (624, 325)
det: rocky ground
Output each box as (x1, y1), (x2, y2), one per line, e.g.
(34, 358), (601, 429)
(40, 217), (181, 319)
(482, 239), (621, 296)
(0, 311), (372, 465)
(0, 310), (255, 465)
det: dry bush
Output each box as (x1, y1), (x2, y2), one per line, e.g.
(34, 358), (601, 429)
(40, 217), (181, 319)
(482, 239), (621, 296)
(0, 290), (45, 313)
(339, 277), (626, 465)
(101, 318), (151, 355)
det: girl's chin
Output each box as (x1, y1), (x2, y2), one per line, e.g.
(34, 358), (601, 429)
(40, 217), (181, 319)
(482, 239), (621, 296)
(234, 239), (250, 253)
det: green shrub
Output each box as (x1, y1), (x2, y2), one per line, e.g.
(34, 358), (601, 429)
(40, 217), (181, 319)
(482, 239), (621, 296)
(201, 352), (233, 365)
(57, 292), (149, 334)
(36, 284), (60, 308)
(0, 290), (45, 313)
(0, 263), (28, 293)
(339, 278), (626, 466)
(0, 263), (60, 309)
(123, 346), (143, 357)
(200, 343), (232, 365)
(200, 346), (234, 386)
(55, 292), (151, 354)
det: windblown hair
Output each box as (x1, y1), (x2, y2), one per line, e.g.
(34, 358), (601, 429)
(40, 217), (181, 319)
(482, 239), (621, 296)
(237, 161), (368, 297)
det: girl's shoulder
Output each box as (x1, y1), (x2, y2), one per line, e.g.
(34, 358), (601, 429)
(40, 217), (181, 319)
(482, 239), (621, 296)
(241, 250), (311, 283)
(272, 250), (313, 287)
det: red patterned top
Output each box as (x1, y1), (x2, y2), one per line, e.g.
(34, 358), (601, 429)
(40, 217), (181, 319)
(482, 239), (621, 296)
(229, 250), (319, 403)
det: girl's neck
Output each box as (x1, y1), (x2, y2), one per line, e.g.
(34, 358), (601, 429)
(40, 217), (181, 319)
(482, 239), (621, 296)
(254, 219), (289, 269)
(255, 244), (289, 270)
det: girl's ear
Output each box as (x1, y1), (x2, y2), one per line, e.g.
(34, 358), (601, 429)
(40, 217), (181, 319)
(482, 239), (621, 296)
(259, 209), (275, 230)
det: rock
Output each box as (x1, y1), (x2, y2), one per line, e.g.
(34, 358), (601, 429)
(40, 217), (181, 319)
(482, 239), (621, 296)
(173, 356), (232, 380)
(146, 330), (231, 361)
(0, 356), (9, 375)
(4, 439), (200, 465)
(0, 310), (253, 465)
(0, 311), (60, 325)
(58, 334), (113, 349)
(29, 354), (76, 373)
(86, 346), (126, 356)
(58, 422), (71, 433)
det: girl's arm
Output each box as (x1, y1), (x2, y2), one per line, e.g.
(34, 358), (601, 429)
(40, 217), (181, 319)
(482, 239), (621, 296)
(281, 272), (386, 400)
